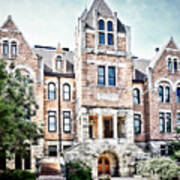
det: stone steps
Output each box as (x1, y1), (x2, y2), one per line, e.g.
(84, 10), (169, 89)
(38, 175), (65, 180)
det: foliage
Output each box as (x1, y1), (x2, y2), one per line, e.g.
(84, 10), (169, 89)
(136, 157), (180, 180)
(66, 161), (92, 180)
(0, 169), (36, 180)
(0, 60), (43, 159)
(170, 127), (180, 161)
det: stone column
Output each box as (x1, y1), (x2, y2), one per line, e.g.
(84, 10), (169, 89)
(98, 114), (103, 139)
(113, 114), (118, 139)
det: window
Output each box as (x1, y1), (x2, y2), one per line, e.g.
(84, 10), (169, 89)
(159, 112), (171, 133)
(3, 40), (9, 55)
(108, 33), (114, 45)
(99, 33), (105, 45)
(108, 67), (115, 86)
(63, 111), (71, 133)
(165, 86), (170, 103)
(167, 57), (178, 72)
(48, 82), (56, 100)
(158, 86), (164, 102)
(107, 21), (113, 31)
(24, 150), (31, 170)
(48, 146), (57, 157)
(176, 88), (180, 103)
(99, 20), (104, 30)
(174, 59), (178, 72)
(15, 153), (22, 169)
(133, 89), (140, 105)
(134, 114), (141, 134)
(98, 66), (105, 85)
(56, 56), (62, 70)
(158, 86), (170, 103)
(177, 113), (180, 128)
(160, 145), (173, 156)
(11, 41), (17, 56)
(63, 84), (71, 101)
(168, 58), (172, 71)
(48, 111), (57, 132)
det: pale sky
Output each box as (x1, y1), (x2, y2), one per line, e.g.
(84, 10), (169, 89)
(0, 0), (180, 59)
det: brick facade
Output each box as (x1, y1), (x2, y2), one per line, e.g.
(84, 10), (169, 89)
(0, 0), (179, 178)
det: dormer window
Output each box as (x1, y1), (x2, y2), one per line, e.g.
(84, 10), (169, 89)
(11, 41), (17, 56)
(107, 21), (114, 45)
(56, 56), (62, 70)
(3, 40), (9, 55)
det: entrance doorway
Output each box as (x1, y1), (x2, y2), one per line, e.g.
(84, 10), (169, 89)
(98, 156), (110, 175)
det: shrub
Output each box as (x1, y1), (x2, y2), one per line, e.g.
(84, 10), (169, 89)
(0, 170), (36, 180)
(66, 161), (92, 180)
(136, 157), (180, 180)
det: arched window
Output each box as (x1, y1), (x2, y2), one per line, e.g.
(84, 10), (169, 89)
(11, 41), (17, 56)
(176, 87), (180, 103)
(48, 83), (56, 100)
(3, 40), (9, 55)
(158, 86), (164, 102)
(63, 83), (71, 101)
(56, 56), (62, 70)
(107, 21), (113, 31)
(165, 86), (170, 103)
(133, 89), (140, 105)
(99, 20), (104, 30)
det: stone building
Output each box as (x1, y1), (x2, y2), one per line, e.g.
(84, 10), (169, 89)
(0, 0), (180, 178)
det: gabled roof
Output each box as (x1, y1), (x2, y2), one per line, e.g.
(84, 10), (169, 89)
(149, 37), (179, 70)
(1, 15), (19, 31)
(85, 0), (114, 29)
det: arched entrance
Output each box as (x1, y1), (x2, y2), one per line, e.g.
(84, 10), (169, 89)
(98, 151), (119, 177)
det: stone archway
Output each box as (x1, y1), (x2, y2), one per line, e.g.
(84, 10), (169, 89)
(98, 151), (119, 177)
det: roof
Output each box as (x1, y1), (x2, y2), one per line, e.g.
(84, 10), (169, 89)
(33, 45), (74, 73)
(149, 37), (179, 70)
(133, 58), (151, 82)
(1, 15), (19, 31)
(81, 0), (126, 32)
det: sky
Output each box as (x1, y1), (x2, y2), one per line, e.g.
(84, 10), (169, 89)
(0, 0), (180, 59)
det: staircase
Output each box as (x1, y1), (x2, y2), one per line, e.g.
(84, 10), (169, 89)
(37, 158), (65, 180)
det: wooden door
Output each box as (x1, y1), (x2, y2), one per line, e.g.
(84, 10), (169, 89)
(98, 157), (110, 175)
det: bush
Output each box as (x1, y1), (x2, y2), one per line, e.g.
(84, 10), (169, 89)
(136, 157), (180, 180)
(0, 170), (36, 180)
(66, 161), (92, 180)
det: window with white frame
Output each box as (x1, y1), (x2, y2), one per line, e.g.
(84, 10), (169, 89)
(48, 111), (57, 132)
(11, 41), (17, 56)
(107, 21), (114, 45)
(98, 66), (116, 86)
(159, 112), (171, 133)
(63, 83), (71, 101)
(48, 82), (56, 100)
(98, 19), (114, 46)
(133, 88), (140, 105)
(98, 20), (105, 45)
(134, 114), (141, 134)
(3, 40), (9, 55)
(177, 113), (180, 128)
(158, 85), (170, 103)
(63, 111), (71, 133)
(167, 56), (178, 73)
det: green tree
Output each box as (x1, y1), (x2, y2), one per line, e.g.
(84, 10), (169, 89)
(0, 60), (43, 160)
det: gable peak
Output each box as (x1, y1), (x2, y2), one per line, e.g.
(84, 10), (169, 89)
(166, 36), (178, 50)
(1, 15), (19, 31)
